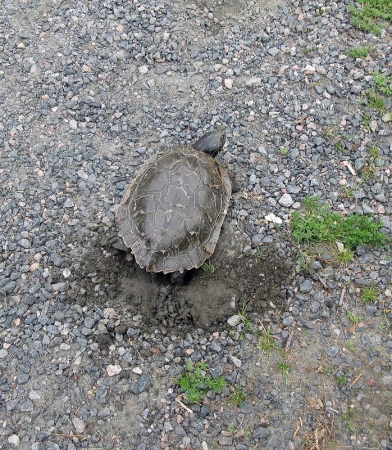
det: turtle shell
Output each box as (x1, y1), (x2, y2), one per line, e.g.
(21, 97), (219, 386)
(116, 145), (231, 273)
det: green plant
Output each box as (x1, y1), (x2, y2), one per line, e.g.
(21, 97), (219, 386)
(228, 384), (247, 407)
(258, 326), (277, 352)
(348, 0), (392, 35)
(347, 310), (362, 325)
(362, 284), (379, 302)
(277, 361), (292, 385)
(367, 90), (386, 110)
(178, 360), (227, 403)
(360, 161), (378, 181)
(337, 248), (355, 265)
(254, 247), (264, 259)
(348, 46), (371, 58)
(342, 407), (355, 432)
(239, 303), (259, 335)
(337, 375), (348, 384)
(201, 260), (216, 277)
(362, 112), (372, 132)
(346, 341), (355, 352)
(368, 143), (380, 158)
(279, 146), (289, 155)
(291, 196), (388, 249)
(372, 72), (392, 96)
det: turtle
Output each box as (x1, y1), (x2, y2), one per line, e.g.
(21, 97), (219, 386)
(116, 129), (232, 274)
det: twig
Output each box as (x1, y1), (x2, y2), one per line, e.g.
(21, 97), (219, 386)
(339, 287), (346, 306)
(285, 330), (295, 353)
(175, 396), (194, 414)
(318, 276), (332, 293)
(350, 372), (363, 388)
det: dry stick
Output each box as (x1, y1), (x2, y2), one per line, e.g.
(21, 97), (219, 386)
(175, 396), (194, 414)
(350, 372), (363, 388)
(318, 276), (332, 292)
(285, 330), (295, 353)
(339, 287), (346, 306)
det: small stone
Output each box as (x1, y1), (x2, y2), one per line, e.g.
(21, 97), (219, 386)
(227, 315), (241, 326)
(304, 65), (315, 74)
(382, 113), (391, 123)
(8, 435), (20, 447)
(299, 279), (313, 293)
(224, 78), (233, 89)
(265, 213), (282, 224)
(69, 119), (77, 130)
(63, 268), (71, 278)
(0, 349), (8, 358)
(278, 194), (293, 207)
(268, 47), (279, 56)
(368, 379), (377, 387)
(245, 77), (262, 87)
(229, 354), (242, 368)
(132, 367), (143, 375)
(130, 373), (151, 394)
(325, 346), (339, 358)
(19, 239), (30, 249)
(139, 65), (149, 75)
(72, 417), (85, 433)
(106, 365), (122, 377)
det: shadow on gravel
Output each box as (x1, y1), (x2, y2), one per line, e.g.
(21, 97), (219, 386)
(73, 224), (295, 332)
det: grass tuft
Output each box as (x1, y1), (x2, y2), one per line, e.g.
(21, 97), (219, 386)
(291, 196), (388, 249)
(348, 0), (392, 35)
(178, 360), (227, 403)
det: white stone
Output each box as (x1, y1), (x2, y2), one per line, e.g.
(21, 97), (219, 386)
(227, 315), (241, 327)
(265, 213), (283, 224)
(139, 65), (149, 75)
(8, 435), (20, 447)
(245, 76), (262, 87)
(106, 364), (122, 376)
(224, 78), (233, 89)
(278, 194), (294, 207)
(304, 64), (315, 74)
(132, 367), (143, 375)
(72, 417), (86, 433)
(69, 119), (77, 130)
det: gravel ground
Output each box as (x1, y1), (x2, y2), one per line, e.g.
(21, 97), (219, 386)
(1, 0), (392, 449)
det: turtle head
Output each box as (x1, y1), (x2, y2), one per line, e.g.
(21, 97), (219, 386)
(193, 129), (226, 158)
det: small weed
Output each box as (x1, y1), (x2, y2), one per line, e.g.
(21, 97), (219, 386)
(279, 146), (289, 155)
(227, 424), (237, 435)
(201, 260), (216, 277)
(337, 248), (355, 265)
(348, 46), (371, 58)
(362, 112), (372, 132)
(239, 303), (259, 335)
(362, 284), (379, 302)
(337, 375), (348, 384)
(258, 326), (277, 352)
(348, 0), (392, 35)
(254, 247), (264, 259)
(346, 340), (355, 352)
(368, 143), (380, 158)
(342, 407), (355, 432)
(379, 324), (387, 331)
(291, 196), (388, 249)
(372, 72), (392, 96)
(228, 384), (247, 407)
(347, 310), (362, 325)
(360, 162), (378, 181)
(177, 360), (227, 403)
(367, 90), (386, 111)
(277, 361), (292, 385)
